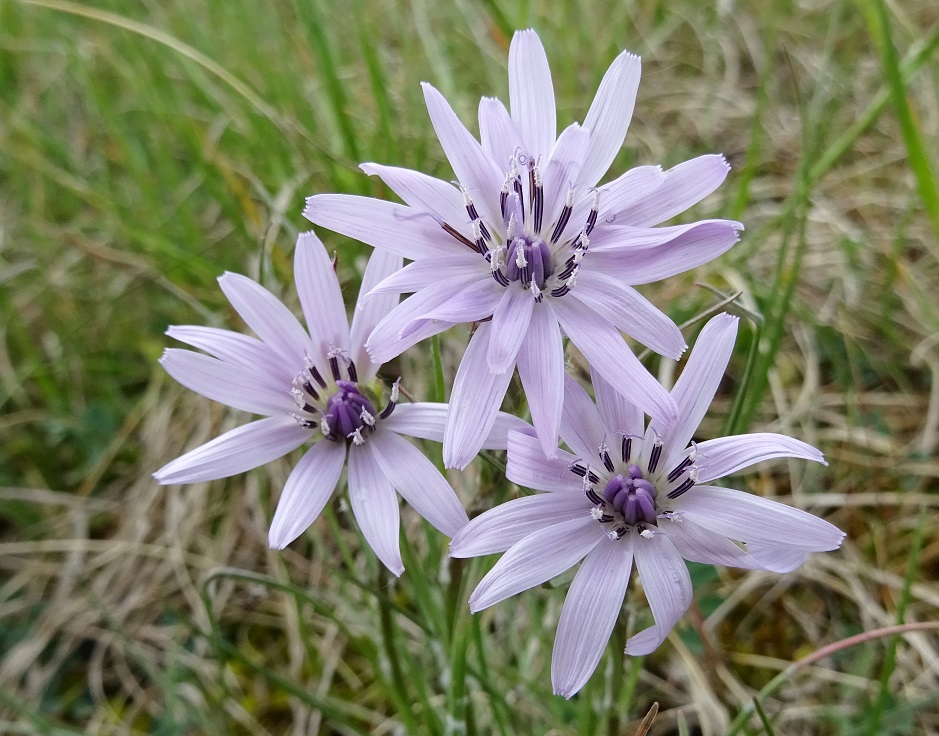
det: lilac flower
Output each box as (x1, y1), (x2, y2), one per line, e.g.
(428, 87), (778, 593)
(305, 29), (742, 469)
(450, 313), (845, 697)
(154, 232), (520, 575)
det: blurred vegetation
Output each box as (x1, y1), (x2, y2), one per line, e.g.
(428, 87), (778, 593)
(1, 0), (938, 734)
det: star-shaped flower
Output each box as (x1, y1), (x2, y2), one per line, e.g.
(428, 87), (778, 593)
(154, 232), (520, 575)
(450, 313), (845, 697)
(305, 29), (742, 469)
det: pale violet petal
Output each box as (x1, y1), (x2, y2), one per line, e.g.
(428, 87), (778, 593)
(569, 270), (686, 359)
(421, 82), (504, 230)
(554, 299), (678, 426)
(268, 440), (346, 549)
(540, 124), (590, 238)
(443, 322), (515, 469)
(369, 429), (468, 537)
(650, 313), (738, 468)
(294, 232), (351, 362)
(626, 531), (692, 656)
(382, 403), (529, 451)
(350, 249), (404, 378)
(508, 29), (556, 161)
(744, 541), (813, 573)
(694, 433), (826, 483)
(552, 535), (634, 698)
(165, 326), (292, 385)
(450, 492), (590, 558)
(415, 277), (503, 326)
(487, 286), (534, 374)
(587, 220), (742, 285)
(516, 302), (565, 459)
(359, 162), (467, 227)
(479, 96), (524, 169)
(506, 429), (582, 493)
(160, 349), (294, 416)
(674, 485), (846, 551)
(218, 272), (312, 368)
(589, 365), (645, 446)
(597, 165), (666, 223)
(579, 51), (642, 188)
(347, 441), (404, 576)
(153, 416), (310, 485)
(659, 516), (769, 570)
(365, 254), (483, 296)
(468, 515), (601, 612)
(559, 374), (606, 466)
(304, 194), (460, 260)
(616, 154), (731, 227)
(365, 279), (470, 364)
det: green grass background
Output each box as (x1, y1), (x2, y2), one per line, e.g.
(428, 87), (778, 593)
(1, 0), (938, 733)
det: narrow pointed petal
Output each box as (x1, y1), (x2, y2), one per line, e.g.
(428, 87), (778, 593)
(365, 254), (483, 296)
(541, 124), (590, 235)
(694, 433), (826, 483)
(154, 416), (310, 485)
(165, 326), (292, 384)
(674, 485), (846, 551)
(479, 96), (523, 168)
(570, 270), (686, 359)
(616, 154), (731, 227)
(450, 492), (590, 557)
(468, 516), (601, 612)
(588, 220), (742, 285)
(744, 541), (813, 573)
(555, 299), (678, 425)
(443, 322), (515, 469)
(304, 194), (460, 260)
(487, 287), (533, 374)
(218, 272), (312, 368)
(590, 366), (645, 444)
(652, 313), (738, 467)
(626, 532), (692, 656)
(516, 302), (564, 459)
(370, 429), (468, 537)
(365, 278), (469, 363)
(415, 277), (503, 326)
(382, 403), (529, 450)
(294, 232), (351, 359)
(350, 249), (404, 377)
(359, 162), (467, 227)
(422, 83), (504, 229)
(559, 374), (606, 465)
(660, 516), (768, 570)
(508, 29), (556, 161)
(506, 429), (582, 493)
(347, 442), (404, 576)
(579, 51), (642, 188)
(552, 536), (634, 698)
(159, 349), (294, 416)
(598, 165), (666, 222)
(268, 440), (345, 549)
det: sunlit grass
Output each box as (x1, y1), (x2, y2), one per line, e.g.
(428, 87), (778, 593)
(1, 0), (938, 734)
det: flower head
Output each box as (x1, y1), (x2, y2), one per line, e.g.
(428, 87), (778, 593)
(305, 29), (742, 470)
(154, 232), (520, 575)
(450, 313), (845, 697)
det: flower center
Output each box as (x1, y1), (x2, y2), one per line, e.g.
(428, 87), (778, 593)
(573, 435), (700, 540)
(290, 352), (399, 445)
(506, 235), (552, 289)
(602, 464), (657, 526)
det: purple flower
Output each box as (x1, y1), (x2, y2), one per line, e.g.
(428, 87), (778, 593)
(305, 29), (742, 469)
(154, 232), (520, 575)
(450, 313), (845, 697)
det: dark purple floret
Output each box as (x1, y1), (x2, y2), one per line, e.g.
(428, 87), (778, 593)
(505, 236), (552, 289)
(323, 381), (377, 443)
(601, 466), (658, 526)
